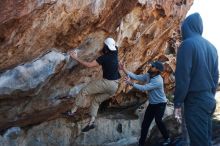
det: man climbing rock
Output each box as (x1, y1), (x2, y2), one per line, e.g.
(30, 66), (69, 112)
(120, 61), (170, 146)
(65, 37), (121, 132)
(174, 13), (219, 146)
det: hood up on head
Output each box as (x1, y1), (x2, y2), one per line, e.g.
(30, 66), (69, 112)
(181, 12), (203, 40)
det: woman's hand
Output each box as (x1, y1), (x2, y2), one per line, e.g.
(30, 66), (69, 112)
(119, 62), (129, 75)
(119, 62), (125, 71)
(124, 76), (133, 86)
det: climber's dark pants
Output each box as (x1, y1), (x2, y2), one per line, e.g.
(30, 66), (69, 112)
(139, 103), (169, 146)
(184, 91), (216, 146)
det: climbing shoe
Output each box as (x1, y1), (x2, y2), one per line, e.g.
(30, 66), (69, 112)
(81, 123), (95, 132)
(62, 110), (75, 117)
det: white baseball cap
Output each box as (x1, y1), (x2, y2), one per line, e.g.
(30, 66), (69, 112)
(104, 37), (117, 51)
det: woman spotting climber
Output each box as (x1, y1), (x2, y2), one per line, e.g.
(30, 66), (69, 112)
(64, 37), (121, 132)
(120, 61), (170, 146)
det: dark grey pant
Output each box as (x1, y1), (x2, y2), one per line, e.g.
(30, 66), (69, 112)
(138, 103), (169, 146)
(184, 91), (216, 146)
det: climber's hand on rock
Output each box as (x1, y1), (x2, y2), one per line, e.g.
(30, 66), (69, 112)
(69, 50), (78, 59)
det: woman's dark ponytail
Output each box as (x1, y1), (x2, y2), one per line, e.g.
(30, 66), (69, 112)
(102, 44), (110, 54)
(102, 44), (118, 54)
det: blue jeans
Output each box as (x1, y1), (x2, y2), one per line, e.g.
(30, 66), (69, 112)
(184, 91), (216, 146)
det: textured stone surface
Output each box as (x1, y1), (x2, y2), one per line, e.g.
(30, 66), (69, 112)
(0, 104), (177, 146)
(0, 0), (196, 145)
(0, 51), (71, 95)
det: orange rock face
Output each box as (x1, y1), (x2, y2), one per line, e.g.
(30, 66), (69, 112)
(0, 0), (193, 131)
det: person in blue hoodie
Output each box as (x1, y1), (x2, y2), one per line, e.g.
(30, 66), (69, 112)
(120, 61), (170, 146)
(174, 13), (219, 146)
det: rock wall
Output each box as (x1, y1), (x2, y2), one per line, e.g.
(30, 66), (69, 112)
(0, 103), (176, 146)
(0, 0), (193, 145)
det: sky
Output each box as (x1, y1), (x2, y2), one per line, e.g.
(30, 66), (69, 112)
(187, 0), (220, 67)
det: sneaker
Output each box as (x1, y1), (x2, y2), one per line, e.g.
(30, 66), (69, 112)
(62, 110), (75, 117)
(162, 138), (171, 145)
(57, 96), (71, 100)
(81, 123), (95, 132)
